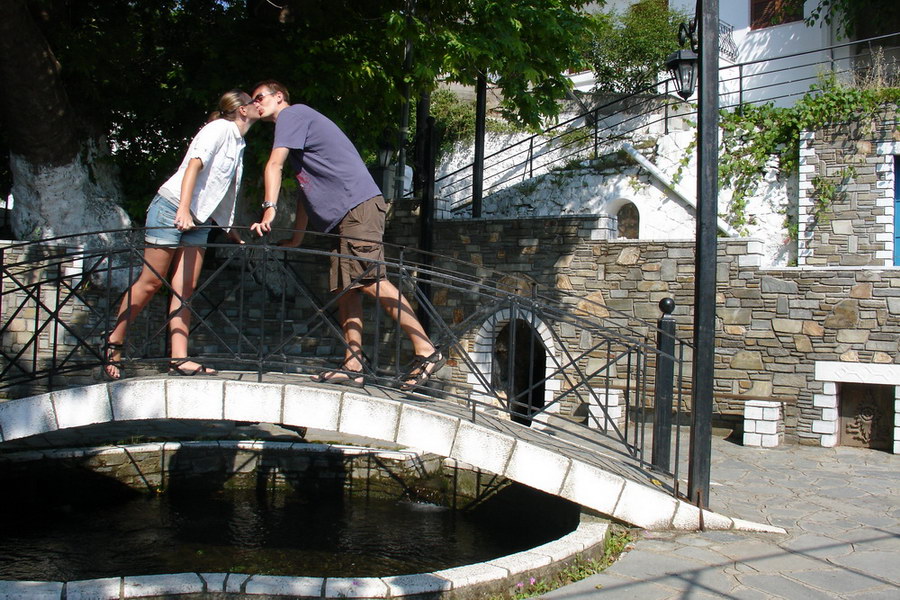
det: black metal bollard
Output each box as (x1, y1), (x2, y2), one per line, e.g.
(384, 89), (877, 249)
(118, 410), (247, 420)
(652, 297), (676, 472)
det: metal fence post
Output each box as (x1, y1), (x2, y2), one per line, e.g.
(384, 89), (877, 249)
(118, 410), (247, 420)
(652, 298), (676, 472)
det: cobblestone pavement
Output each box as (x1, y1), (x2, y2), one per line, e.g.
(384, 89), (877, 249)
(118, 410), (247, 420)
(545, 437), (900, 600)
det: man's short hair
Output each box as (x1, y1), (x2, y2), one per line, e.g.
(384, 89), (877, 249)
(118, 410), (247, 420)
(255, 79), (290, 104)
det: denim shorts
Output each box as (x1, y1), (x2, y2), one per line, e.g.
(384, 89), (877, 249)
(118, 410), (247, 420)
(144, 195), (210, 247)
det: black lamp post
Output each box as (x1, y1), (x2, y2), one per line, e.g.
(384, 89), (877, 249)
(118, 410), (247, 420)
(665, 1), (718, 510)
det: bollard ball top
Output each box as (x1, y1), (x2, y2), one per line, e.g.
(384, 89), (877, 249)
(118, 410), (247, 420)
(659, 297), (675, 314)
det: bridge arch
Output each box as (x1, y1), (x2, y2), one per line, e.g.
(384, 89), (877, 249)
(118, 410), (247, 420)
(0, 378), (779, 533)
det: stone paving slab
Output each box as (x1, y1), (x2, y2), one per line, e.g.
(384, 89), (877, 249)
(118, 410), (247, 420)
(545, 438), (900, 600)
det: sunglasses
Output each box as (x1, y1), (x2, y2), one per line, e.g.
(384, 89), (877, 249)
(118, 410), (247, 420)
(252, 91), (277, 103)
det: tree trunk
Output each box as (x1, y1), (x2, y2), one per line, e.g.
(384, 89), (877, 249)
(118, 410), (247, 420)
(0, 0), (131, 245)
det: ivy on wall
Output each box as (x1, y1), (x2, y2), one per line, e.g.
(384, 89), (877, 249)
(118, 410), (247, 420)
(718, 73), (900, 234)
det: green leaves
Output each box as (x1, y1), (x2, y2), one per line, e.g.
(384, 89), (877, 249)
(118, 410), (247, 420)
(718, 72), (898, 235)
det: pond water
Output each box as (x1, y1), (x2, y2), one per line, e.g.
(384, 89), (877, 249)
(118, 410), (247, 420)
(0, 484), (577, 581)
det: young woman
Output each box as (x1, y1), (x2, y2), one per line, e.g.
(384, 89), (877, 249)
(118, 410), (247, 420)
(103, 89), (260, 379)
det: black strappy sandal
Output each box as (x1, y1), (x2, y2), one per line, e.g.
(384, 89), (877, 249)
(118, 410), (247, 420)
(168, 360), (219, 376)
(102, 341), (124, 381)
(399, 348), (445, 391)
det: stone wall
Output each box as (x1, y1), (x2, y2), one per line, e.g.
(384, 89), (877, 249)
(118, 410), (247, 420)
(388, 201), (900, 446)
(799, 109), (899, 266)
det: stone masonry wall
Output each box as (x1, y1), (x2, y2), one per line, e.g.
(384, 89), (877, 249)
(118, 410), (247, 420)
(799, 109), (899, 266)
(387, 203), (900, 445)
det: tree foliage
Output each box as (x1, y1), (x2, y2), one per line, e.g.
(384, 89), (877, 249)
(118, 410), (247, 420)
(790, 0), (900, 39)
(1, 0), (597, 221)
(584, 0), (686, 95)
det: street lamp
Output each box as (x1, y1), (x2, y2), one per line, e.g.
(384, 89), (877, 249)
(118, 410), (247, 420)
(666, 48), (698, 100)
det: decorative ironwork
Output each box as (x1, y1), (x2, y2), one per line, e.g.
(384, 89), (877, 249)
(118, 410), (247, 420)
(1, 229), (692, 498)
(718, 19), (738, 62)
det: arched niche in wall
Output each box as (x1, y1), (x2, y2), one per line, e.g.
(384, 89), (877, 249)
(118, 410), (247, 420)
(616, 201), (640, 239)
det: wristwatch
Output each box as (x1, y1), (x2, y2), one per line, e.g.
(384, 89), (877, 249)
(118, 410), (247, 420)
(261, 201), (277, 211)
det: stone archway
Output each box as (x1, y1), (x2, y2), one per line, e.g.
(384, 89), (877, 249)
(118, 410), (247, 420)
(469, 308), (560, 429)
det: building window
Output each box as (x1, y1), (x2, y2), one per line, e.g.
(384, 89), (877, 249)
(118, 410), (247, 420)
(751, 0), (803, 30)
(616, 203), (639, 239)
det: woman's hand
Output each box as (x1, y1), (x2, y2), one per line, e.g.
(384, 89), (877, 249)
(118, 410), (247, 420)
(174, 207), (194, 232)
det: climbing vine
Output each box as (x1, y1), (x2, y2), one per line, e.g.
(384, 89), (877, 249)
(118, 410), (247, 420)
(718, 72), (900, 233)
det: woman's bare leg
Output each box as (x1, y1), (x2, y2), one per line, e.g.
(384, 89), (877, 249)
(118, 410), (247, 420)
(167, 246), (206, 371)
(105, 247), (177, 378)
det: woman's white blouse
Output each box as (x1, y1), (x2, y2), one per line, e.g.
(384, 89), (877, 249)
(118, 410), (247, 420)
(157, 118), (245, 229)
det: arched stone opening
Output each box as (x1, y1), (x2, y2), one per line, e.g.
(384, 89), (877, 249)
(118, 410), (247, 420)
(470, 308), (560, 428)
(492, 319), (547, 427)
(616, 202), (639, 239)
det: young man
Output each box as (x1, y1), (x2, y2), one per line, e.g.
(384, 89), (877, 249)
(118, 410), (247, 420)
(249, 80), (442, 389)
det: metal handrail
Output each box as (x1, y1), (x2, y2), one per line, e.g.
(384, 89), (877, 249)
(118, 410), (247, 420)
(1, 228), (692, 497)
(436, 33), (900, 214)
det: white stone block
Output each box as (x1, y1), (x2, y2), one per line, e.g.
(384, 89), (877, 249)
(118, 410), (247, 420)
(756, 420), (779, 435)
(244, 576), (323, 597)
(559, 459), (625, 516)
(0, 581), (62, 600)
(612, 480), (679, 530)
(743, 406), (763, 420)
(488, 550), (552, 575)
(383, 574), (452, 597)
(52, 384), (112, 429)
(283, 386), (341, 430)
(451, 422), (514, 475)
(339, 394), (401, 442)
(823, 382), (837, 395)
(110, 379), (166, 421)
(812, 419), (837, 434)
(821, 408), (837, 422)
(396, 404), (459, 457)
(820, 434), (838, 447)
(760, 433), (782, 448)
(224, 381), (282, 423)
(762, 407), (780, 420)
(123, 574), (204, 597)
(743, 432), (762, 446)
(224, 574), (252, 593)
(0, 394), (56, 441)
(744, 421), (757, 433)
(432, 563), (509, 588)
(199, 573), (228, 593)
(325, 578), (389, 599)
(738, 254), (762, 267)
(671, 501), (734, 531)
(505, 441), (570, 495)
(165, 379), (225, 419)
(813, 393), (837, 408)
(67, 577), (121, 600)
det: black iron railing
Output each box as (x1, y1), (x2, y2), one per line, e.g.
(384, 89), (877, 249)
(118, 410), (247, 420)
(436, 33), (900, 215)
(1, 228), (692, 496)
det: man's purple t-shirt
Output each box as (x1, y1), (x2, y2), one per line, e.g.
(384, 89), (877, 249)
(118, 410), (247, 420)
(273, 104), (381, 233)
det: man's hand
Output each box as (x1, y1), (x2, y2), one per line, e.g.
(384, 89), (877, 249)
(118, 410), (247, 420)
(226, 229), (245, 245)
(250, 207), (276, 236)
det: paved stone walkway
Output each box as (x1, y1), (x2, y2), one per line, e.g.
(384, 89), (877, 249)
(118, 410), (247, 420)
(545, 438), (900, 599)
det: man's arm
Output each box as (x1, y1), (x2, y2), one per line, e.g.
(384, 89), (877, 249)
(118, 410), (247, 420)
(277, 200), (308, 247)
(250, 146), (290, 236)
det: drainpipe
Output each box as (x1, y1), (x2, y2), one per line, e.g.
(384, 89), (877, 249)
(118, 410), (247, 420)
(621, 143), (736, 236)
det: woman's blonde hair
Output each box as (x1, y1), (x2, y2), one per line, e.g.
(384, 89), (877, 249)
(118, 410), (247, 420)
(207, 89), (249, 123)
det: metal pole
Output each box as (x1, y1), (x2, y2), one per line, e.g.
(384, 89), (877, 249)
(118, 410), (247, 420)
(395, 0), (415, 201)
(416, 115), (437, 332)
(688, 0), (719, 509)
(472, 73), (487, 218)
(652, 298), (676, 472)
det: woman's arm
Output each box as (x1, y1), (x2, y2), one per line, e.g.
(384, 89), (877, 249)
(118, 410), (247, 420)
(174, 158), (204, 231)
